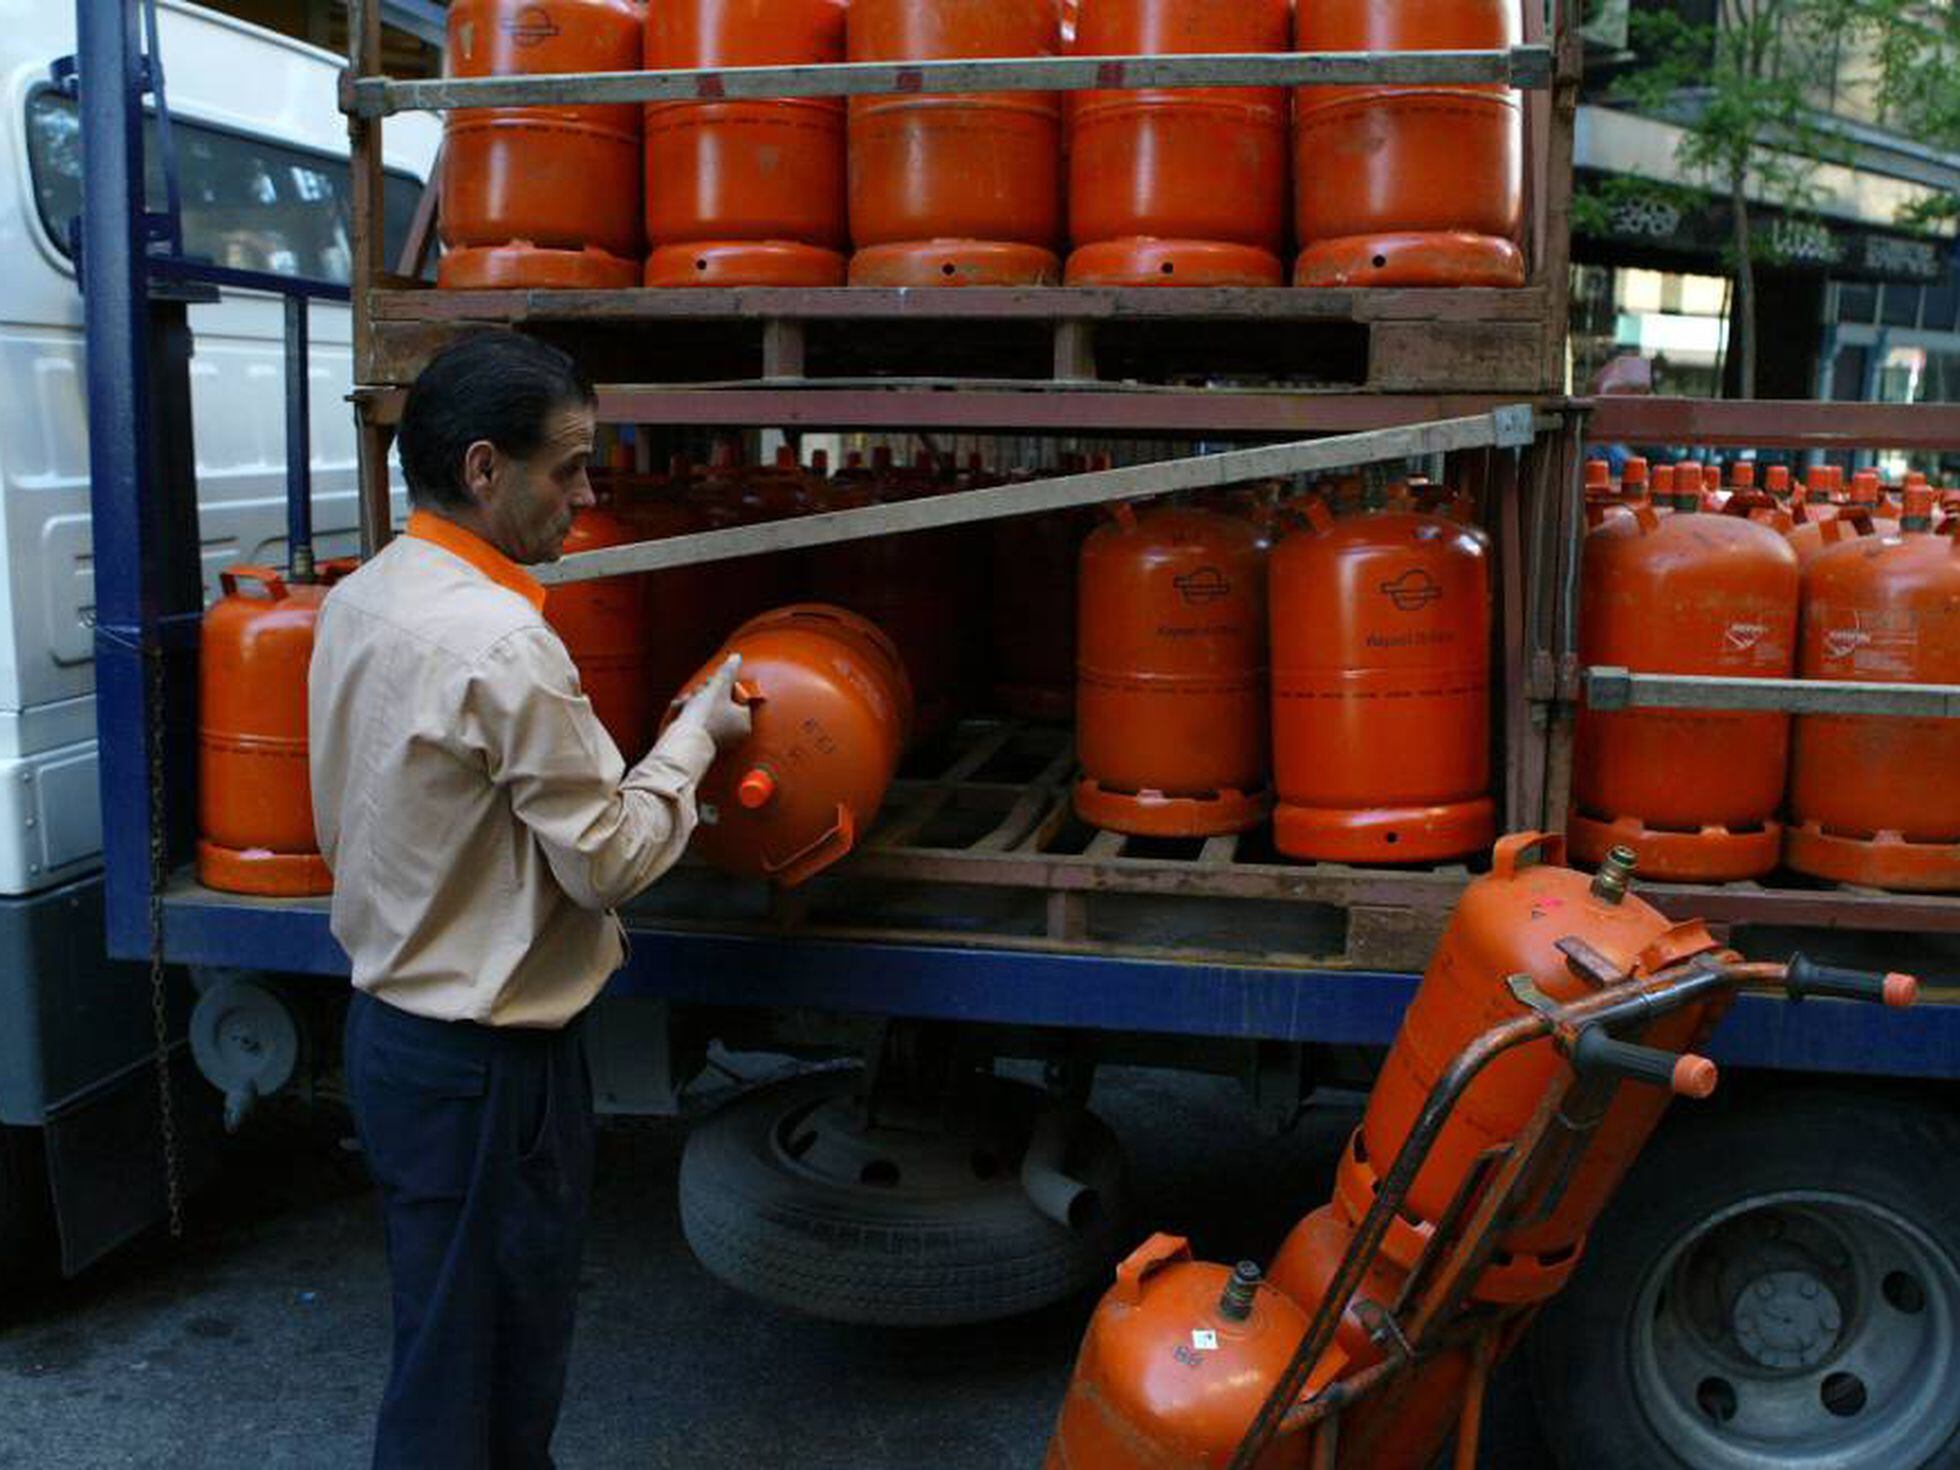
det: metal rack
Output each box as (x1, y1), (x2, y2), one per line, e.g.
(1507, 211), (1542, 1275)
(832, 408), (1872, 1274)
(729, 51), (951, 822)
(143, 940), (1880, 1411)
(66, 0), (1948, 1075)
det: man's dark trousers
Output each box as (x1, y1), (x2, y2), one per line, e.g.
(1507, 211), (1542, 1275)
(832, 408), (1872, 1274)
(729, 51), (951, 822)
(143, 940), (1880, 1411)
(345, 989), (595, 1470)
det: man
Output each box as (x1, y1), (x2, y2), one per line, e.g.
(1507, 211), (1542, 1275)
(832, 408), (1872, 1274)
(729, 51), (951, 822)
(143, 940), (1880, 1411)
(309, 330), (749, 1468)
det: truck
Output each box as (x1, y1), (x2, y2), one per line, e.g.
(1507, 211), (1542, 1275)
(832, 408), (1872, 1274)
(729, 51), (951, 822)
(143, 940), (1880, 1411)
(27, 0), (1960, 1464)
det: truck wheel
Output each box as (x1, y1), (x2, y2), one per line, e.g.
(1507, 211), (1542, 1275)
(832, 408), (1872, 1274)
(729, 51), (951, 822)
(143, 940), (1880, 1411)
(679, 1067), (1127, 1327)
(1529, 1089), (1960, 1470)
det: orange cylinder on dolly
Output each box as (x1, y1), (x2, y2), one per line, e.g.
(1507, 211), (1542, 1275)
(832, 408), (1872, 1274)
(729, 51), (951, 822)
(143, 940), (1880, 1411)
(1332, 833), (1725, 1304)
(1568, 487), (1800, 880)
(1075, 504), (1270, 836)
(847, 0), (1063, 286)
(1292, 0), (1524, 286)
(440, 0), (644, 288)
(1786, 487), (1960, 891)
(1269, 498), (1494, 863)
(1265, 1206), (1475, 1470)
(198, 564), (347, 896)
(1044, 1234), (1308, 1470)
(674, 604), (914, 886)
(1065, 0), (1292, 287)
(643, 0), (850, 286)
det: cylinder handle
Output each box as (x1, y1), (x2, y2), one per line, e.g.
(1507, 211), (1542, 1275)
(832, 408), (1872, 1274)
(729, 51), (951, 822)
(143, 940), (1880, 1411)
(1112, 1232), (1191, 1305)
(1490, 830), (1564, 880)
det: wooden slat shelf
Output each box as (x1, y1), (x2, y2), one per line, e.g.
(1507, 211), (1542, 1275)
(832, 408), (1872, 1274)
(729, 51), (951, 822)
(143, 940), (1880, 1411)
(362, 284), (1560, 398)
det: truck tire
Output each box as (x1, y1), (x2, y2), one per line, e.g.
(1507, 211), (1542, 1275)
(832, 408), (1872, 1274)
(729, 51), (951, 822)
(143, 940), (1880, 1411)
(679, 1068), (1127, 1327)
(1528, 1088), (1960, 1470)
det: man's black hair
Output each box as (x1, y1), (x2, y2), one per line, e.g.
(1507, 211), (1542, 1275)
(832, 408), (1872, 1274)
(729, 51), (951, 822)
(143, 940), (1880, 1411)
(396, 330), (596, 510)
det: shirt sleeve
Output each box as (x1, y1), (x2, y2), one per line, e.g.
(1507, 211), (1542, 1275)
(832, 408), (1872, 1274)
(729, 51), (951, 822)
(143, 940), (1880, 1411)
(466, 626), (719, 911)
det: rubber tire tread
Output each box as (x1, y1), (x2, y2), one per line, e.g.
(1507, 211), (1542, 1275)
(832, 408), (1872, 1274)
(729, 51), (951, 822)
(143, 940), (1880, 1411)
(679, 1070), (1127, 1327)
(1527, 1087), (1960, 1470)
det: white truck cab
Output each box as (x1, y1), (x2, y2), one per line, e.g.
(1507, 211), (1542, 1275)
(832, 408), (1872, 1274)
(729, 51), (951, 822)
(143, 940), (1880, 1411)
(0, 0), (436, 1277)
(0, 0), (436, 895)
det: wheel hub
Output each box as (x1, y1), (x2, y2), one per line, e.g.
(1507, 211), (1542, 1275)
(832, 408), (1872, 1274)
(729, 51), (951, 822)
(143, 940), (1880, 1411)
(1731, 1269), (1844, 1369)
(1632, 1193), (1960, 1470)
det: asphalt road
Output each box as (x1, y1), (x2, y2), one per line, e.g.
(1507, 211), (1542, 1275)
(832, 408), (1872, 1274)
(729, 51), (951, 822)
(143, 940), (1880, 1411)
(0, 1066), (1554, 1469)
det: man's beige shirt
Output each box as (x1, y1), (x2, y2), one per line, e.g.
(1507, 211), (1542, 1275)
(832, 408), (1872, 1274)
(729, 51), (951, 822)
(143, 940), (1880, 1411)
(308, 511), (716, 1028)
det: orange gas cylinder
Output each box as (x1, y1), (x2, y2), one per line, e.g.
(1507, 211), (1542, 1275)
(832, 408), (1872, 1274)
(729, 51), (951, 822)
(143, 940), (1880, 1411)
(688, 443), (809, 629)
(675, 604), (913, 885)
(1647, 462), (1675, 516)
(545, 503), (663, 755)
(1846, 469), (1899, 536)
(1786, 488), (1960, 891)
(440, 0), (645, 288)
(1619, 456), (1649, 501)
(1568, 488), (1800, 880)
(807, 460), (971, 742)
(605, 477), (726, 707)
(847, 0), (1063, 286)
(1291, 0), (1523, 286)
(990, 500), (1091, 721)
(1075, 504), (1270, 836)
(1044, 1234), (1308, 1470)
(1583, 458), (1612, 500)
(1333, 833), (1725, 1303)
(1065, 0), (1291, 287)
(1269, 499), (1493, 862)
(1763, 463), (1791, 501)
(643, 0), (850, 286)
(1266, 1206), (1474, 1470)
(198, 564), (349, 896)
(1787, 501), (1878, 570)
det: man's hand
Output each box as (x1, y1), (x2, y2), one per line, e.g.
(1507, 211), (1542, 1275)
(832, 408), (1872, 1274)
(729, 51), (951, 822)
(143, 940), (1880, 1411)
(671, 654), (753, 750)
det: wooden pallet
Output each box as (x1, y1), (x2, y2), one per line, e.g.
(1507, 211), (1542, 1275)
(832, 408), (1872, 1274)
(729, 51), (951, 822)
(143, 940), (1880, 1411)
(620, 719), (1960, 970)
(361, 285), (1560, 400)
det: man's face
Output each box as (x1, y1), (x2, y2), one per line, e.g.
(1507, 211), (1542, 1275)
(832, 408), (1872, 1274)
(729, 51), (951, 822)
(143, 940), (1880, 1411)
(463, 403), (597, 564)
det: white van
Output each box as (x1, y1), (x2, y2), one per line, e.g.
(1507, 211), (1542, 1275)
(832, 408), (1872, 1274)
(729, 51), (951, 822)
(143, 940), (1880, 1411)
(0, 0), (436, 1275)
(0, 0), (438, 896)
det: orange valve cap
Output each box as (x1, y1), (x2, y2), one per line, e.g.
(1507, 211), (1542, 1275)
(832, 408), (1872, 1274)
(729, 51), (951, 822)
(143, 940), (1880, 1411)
(1885, 973), (1920, 1008)
(737, 768), (778, 810)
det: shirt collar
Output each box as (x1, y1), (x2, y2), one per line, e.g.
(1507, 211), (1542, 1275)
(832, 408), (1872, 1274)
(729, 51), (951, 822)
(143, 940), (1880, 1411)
(404, 510), (546, 612)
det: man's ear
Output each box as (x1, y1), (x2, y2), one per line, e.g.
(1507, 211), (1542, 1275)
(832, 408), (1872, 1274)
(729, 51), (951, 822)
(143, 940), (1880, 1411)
(462, 440), (499, 508)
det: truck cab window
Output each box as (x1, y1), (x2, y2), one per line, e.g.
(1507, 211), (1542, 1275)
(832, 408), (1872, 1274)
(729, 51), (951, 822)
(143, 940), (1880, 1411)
(24, 89), (423, 282)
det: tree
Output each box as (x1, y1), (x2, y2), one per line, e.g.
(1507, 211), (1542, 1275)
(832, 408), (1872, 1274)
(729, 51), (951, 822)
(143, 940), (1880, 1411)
(1607, 1), (1850, 397)
(1838, 0), (1960, 229)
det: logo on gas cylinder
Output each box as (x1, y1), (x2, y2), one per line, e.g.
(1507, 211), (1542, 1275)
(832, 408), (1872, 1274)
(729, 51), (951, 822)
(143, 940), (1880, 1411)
(502, 5), (560, 45)
(1824, 629), (1871, 660)
(1378, 567), (1444, 612)
(1724, 621), (1769, 653)
(1172, 566), (1231, 605)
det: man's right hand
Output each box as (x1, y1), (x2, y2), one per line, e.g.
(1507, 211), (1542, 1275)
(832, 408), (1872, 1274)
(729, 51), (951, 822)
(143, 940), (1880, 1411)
(671, 654), (753, 750)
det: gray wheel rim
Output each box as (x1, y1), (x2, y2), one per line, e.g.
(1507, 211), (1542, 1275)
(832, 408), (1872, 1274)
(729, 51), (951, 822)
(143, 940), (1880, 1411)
(1631, 1189), (1960, 1469)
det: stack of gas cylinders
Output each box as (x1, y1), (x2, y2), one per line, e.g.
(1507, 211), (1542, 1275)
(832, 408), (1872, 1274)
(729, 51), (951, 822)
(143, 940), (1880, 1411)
(1573, 453), (1960, 892)
(438, 0), (1529, 291)
(1045, 833), (1764, 1468)
(1074, 477), (1497, 860)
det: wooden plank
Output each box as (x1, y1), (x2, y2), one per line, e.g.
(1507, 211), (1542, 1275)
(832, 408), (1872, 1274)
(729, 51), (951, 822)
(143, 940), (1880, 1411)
(358, 383), (1549, 433)
(351, 48), (1556, 117)
(368, 284), (1552, 326)
(761, 319), (805, 380)
(1585, 398), (1960, 452)
(1084, 830), (1130, 860)
(1199, 835), (1241, 866)
(1347, 906), (1450, 972)
(1054, 320), (1097, 382)
(1368, 321), (1551, 394)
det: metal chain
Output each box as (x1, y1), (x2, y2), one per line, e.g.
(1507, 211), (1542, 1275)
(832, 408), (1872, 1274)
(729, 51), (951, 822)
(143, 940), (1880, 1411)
(145, 636), (184, 1240)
